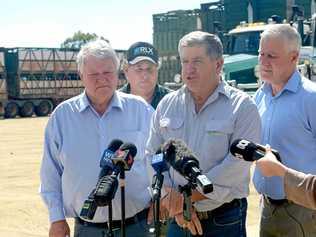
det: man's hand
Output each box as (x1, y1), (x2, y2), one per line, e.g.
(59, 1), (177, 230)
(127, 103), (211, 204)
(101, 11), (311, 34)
(256, 146), (287, 177)
(161, 187), (183, 218)
(148, 187), (183, 224)
(147, 200), (169, 224)
(175, 210), (203, 236)
(49, 220), (70, 237)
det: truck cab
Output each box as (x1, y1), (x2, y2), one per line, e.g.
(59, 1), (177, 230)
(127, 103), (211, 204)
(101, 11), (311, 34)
(223, 22), (270, 93)
(223, 18), (313, 94)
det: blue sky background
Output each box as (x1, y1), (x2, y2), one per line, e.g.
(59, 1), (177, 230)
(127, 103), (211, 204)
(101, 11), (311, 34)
(0, 0), (213, 49)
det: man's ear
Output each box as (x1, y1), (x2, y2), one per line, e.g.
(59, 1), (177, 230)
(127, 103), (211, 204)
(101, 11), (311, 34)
(291, 51), (299, 63)
(216, 58), (224, 75)
(123, 64), (129, 75)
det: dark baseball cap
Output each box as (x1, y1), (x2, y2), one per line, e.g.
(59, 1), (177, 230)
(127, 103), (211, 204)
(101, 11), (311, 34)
(127, 42), (159, 65)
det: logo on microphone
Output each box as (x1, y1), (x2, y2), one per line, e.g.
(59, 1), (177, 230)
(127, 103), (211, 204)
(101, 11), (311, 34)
(236, 140), (250, 150)
(103, 150), (114, 159)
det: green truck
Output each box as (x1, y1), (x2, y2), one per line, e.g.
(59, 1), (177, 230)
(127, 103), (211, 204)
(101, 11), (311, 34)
(222, 22), (269, 93)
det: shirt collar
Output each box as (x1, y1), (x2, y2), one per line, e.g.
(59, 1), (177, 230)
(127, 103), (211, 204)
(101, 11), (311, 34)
(77, 90), (123, 113)
(283, 70), (301, 93)
(262, 70), (301, 96)
(183, 79), (230, 99)
(216, 80), (231, 98)
(77, 91), (90, 112)
(183, 79), (230, 113)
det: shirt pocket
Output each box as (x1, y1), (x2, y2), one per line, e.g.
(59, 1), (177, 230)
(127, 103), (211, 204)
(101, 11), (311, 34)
(159, 116), (184, 140)
(202, 119), (234, 166)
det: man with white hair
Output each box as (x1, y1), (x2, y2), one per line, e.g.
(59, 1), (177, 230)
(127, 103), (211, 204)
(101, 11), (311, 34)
(253, 24), (316, 236)
(40, 40), (154, 237)
(146, 31), (261, 236)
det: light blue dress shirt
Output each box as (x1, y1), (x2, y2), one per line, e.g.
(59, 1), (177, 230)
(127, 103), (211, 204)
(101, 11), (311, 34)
(253, 71), (316, 199)
(40, 91), (154, 223)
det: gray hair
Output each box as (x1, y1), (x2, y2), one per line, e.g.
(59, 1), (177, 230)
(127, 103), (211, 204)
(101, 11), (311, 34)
(260, 24), (301, 52)
(76, 39), (120, 73)
(178, 31), (223, 59)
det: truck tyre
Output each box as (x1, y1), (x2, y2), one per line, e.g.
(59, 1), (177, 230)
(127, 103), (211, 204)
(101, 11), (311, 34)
(4, 102), (19, 118)
(35, 100), (52, 116)
(19, 102), (34, 117)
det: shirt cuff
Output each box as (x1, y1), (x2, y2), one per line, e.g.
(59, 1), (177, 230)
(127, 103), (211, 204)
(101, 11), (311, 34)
(49, 206), (66, 223)
(284, 168), (307, 189)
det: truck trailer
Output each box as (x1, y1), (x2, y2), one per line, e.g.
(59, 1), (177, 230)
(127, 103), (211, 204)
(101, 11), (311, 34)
(0, 47), (125, 118)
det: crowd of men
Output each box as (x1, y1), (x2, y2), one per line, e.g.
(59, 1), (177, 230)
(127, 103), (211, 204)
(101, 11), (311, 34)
(40, 24), (316, 237)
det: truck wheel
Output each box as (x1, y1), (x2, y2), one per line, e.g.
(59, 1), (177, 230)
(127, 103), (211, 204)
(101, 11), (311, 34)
(19, 102), (34, 117)
(4, 102), (19, 118)
(35, 100), (52, 116)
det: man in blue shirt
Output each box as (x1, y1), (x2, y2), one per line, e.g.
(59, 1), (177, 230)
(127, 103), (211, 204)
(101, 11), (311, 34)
(40, 40), (154, 237)
(253, 24), (316, 236)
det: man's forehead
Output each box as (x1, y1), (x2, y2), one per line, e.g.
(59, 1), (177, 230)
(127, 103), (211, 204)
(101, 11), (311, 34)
(84, 58), (115, 71)
(132, 60), (156, 68)
(181, 49), (208, 58)
(259, 38), (286, 51)
(84, 56), (114, 65)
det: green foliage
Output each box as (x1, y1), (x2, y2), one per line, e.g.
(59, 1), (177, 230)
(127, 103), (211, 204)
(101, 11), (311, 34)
(61, 31), (108, 49)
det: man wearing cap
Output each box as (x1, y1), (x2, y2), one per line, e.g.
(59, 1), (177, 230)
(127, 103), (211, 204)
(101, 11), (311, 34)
(120, 42), (172, 109)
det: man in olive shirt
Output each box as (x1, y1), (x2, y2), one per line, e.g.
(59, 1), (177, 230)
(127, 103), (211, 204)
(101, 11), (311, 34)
(120, 42), (171, 109)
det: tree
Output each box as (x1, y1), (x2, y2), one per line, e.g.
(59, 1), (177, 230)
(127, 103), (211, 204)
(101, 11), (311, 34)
(61, 31), (108, 49)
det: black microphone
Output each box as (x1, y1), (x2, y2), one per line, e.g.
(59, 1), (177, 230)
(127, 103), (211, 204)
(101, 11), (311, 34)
(94, 143), (137, 206)
(80, 139), (123, 220)
(99, 139), (124, 178)
(230, 139), (282, 162)
(162, 139), (213, 194)
(111, 142), (137, 171)
(151, 148), (169, 173)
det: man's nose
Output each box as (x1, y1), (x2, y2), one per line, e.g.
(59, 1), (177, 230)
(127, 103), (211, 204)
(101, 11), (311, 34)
(184, 63), (196, 73)
(259, 55), (269, 66)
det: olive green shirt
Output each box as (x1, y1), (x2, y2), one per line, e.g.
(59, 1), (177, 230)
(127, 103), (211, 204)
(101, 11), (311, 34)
(119, 84), (172, 109)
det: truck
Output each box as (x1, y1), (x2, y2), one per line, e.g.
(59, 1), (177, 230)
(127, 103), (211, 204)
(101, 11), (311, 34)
(0, 47), (126, 118)
(298, 12), (316, 82)
(223, 5), (313, 93)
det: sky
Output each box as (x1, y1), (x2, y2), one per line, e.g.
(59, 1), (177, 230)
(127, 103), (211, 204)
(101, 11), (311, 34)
(0, 0), (213, 50)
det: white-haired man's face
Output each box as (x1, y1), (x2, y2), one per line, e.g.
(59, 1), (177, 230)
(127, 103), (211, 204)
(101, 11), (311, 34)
(80, 55), (118, 105)
(258, 37), (298, 86)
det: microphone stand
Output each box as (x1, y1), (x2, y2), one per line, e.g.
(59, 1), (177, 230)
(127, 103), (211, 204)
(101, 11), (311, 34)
(152, 173), (164, 237)
(107, 201), (113, 237)
(119, 169), (126, 237)
(179, 182), (195, 237)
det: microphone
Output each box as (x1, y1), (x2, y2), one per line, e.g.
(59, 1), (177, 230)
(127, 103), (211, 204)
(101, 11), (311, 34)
(162, 139), (213, 194)
(80, 139), (123, 219)
(94, 143), (137, 206)
(151, 148), (169, 200)
(111, 143), (137, 171)
(151, 148), (169, 173)
(99, 139), (124, 178)
(230, 139), (282, 162)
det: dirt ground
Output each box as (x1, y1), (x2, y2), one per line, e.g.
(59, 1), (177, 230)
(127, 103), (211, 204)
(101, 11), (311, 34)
(0, 117), (260, 237)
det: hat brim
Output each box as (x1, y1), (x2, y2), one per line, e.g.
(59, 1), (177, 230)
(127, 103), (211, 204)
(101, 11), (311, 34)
(128, 56), (157, 65)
